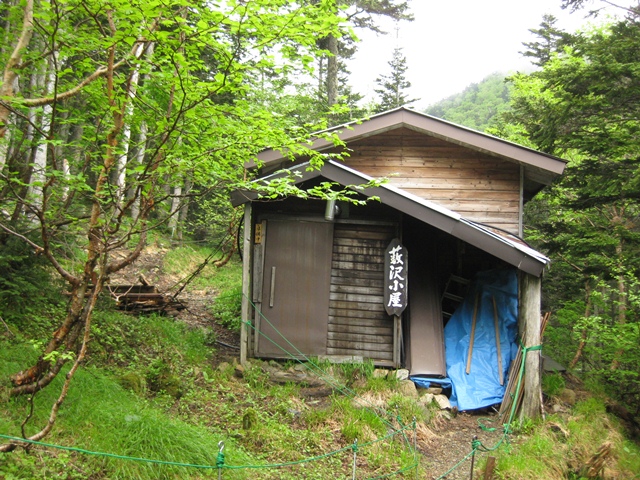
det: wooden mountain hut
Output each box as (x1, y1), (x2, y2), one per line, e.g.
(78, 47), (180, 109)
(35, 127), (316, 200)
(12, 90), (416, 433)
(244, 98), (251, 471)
(231, 108), (566, 417)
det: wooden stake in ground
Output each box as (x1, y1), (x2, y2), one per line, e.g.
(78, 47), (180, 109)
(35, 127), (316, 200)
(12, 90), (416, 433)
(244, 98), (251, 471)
(466, 292), (480, 375)
(492, 296), (504, 385)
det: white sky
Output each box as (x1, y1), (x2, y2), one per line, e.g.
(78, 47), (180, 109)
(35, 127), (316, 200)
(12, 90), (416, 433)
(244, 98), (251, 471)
(348, 0), (635, 109)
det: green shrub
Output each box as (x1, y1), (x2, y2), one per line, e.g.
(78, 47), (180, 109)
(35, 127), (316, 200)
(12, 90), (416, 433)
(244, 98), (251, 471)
(210, 285), (243, 331)
(542, 372), (566, 397)
(0, 235), (61, 327)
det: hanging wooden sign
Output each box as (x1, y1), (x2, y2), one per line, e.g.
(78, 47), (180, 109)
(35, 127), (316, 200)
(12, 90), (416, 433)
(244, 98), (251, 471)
(384, 238), (408, 316)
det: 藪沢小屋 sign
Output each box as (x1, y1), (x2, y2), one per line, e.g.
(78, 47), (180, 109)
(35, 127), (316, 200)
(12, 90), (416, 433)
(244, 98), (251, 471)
(384, 238), (408, 316)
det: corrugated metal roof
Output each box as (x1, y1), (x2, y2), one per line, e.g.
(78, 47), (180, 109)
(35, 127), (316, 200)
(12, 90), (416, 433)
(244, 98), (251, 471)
(231, 160), (550, 277)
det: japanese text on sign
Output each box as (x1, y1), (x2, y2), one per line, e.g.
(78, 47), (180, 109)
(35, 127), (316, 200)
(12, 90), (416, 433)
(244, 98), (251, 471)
(384, 239), (408, 316)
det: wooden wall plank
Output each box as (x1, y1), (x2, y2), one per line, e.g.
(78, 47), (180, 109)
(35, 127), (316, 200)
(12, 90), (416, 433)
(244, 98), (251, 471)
(327, 223), (396, 365)
(329, 316), (392, 328)
(341, 128), (522, 234)
(327, 346), (394, 359)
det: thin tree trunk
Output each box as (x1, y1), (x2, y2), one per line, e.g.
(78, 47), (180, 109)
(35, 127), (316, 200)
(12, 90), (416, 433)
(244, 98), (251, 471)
(326, 34), (338, 107)
(610, 240), (627, 371)
(168, 183), (182, 238)
(115, 42), (145, 204)
(0, 0), (34, 141)
(569, 279), (593, 369)
(130, 121), (147, 220)
(29, 53), (56, 209)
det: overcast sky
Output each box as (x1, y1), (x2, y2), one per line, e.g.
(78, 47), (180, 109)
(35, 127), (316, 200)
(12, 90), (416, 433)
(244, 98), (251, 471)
(348, 0), (635, 109)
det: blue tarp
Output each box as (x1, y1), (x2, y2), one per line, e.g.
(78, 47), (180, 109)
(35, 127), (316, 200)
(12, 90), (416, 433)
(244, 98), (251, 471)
(444, 269), (519, 410)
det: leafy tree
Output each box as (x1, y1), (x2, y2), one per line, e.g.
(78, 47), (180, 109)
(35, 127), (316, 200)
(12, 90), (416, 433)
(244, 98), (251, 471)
(0, 0), (351, 449)
(521, 14), (574, 67)
(373, 47), (418, 112)
(497, 15), (640, 413)
(318, 0), (413, 111)
(425, 73), (511, 131)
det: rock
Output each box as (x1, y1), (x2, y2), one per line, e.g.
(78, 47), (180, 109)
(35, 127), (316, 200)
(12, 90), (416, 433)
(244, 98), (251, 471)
(397, 379), (418, 398)
(433, 394), (451, 410)
(395, 369), (409, 381)
(417, 386), (443, 396)
(418, 393), (434, 407)
(269, 370), (325, 387)
(373, 369), (389, 379)
(560, 388), (576, 406)
(234, 364), (246, 378)
(217, 362), (230, 373)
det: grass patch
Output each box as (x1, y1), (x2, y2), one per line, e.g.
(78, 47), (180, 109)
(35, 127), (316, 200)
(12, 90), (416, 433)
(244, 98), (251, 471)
(0, 339), (253, 479)
(494, 399), (640, 479)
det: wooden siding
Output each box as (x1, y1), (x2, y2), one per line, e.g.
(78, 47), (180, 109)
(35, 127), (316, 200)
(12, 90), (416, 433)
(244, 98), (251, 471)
(342, 128), (521, 234)
(328, 223), (396, 363)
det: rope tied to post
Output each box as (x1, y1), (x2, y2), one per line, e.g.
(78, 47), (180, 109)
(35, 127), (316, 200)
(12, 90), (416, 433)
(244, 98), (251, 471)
(216, 441), (225, 469)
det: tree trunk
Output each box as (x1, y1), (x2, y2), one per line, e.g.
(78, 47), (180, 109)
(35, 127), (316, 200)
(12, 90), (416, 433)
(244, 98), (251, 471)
(519, 272), (542, 420)
(0, 0), (34, 141)
(115, 42), (145, 204)
(569, 279), (593, 369)
(29, 53), (57, 210)
(326, 34), (338, 107)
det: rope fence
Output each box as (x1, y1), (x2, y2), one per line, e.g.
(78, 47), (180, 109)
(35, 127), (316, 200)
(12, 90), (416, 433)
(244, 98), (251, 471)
(1, 420), (418, 479)
(2, 287), (540, 479)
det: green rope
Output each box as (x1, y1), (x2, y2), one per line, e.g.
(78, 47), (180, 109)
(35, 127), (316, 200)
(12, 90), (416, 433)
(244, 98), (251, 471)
(243, 295), (399, 430)
(1, 422), (416, 472)
(434, 342), (543, 479)
(0, 434), (218, 470)
(477, 417), (496, 432)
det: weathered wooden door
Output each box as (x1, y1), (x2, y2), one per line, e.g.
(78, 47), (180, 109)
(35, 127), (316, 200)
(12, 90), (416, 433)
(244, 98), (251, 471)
(257, 218), (333, 357)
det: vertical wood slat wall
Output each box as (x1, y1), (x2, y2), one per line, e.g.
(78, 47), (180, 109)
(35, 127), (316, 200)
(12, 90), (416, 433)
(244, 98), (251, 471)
(327, 223), (396, 364)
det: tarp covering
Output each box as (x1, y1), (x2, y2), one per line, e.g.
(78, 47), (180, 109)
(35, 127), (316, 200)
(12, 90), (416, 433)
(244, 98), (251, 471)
(444, 269), (519, 410)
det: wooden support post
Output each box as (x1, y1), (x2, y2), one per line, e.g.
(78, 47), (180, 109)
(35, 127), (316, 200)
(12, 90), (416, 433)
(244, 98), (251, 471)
(240, 203), (252, 366)
(492, 296), (504, 386)
(519, 272), (542, 420)
(484, 456), (496, 480)
(466, 292), (480, 375)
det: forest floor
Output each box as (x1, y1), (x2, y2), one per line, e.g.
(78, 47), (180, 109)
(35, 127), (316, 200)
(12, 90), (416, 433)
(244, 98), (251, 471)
(106, 244), (593, 479)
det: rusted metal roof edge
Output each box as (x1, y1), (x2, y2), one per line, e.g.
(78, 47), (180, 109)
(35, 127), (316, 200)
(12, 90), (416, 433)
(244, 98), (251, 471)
(249, 108), (566, 178)
(232, 160), (549, 277)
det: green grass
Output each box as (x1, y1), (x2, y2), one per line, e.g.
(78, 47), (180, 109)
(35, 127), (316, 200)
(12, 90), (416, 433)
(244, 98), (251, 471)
(3, 238), (639, 480)
(493, 400), (640, 479)
(163, 245), (242, 292)
(0, 342), (254, 479)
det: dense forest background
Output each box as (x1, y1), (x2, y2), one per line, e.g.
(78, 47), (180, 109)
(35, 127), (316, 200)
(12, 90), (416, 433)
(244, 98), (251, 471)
(1, 0), (640, 465)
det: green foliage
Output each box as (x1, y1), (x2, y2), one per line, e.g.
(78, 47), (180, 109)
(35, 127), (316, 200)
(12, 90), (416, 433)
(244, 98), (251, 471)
(542, 372), (566, 397)
(338, 359), (375, 385)
(373, 47), (418, 111)
(210, 286), (243, 332)
(497, 13), (640, 418)
(425, 72), (512, 131)
(0, 337), (252, 480)
(495, 403), (640, 479)
(0, 236), (60, 325)
(332, 396), (386, 443)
